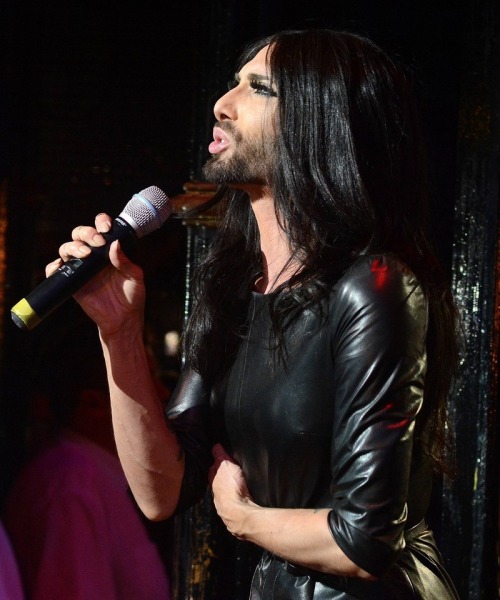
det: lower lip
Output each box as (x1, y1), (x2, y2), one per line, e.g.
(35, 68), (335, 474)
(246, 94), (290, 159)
(208, 139), (229, 154)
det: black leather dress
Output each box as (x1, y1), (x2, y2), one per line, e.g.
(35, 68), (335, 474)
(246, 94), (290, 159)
(167, 254), (459, 599)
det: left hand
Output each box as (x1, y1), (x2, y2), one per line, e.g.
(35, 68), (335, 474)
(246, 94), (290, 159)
(209, 444), (257, 539)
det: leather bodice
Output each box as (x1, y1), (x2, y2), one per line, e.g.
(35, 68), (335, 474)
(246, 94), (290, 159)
(167, 254), (459, 599)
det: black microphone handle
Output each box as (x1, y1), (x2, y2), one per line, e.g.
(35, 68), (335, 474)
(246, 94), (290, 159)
(11, 217), (136, 331)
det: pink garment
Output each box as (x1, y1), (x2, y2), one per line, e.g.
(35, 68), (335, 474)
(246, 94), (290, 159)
(0, 522), (24, 599)
(4, 433), (171, 600)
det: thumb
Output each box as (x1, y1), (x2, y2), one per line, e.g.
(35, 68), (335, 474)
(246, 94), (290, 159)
(108, 240), (143, 280)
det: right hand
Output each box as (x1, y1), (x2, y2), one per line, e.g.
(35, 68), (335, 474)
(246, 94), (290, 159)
(46, 213), (146, 337)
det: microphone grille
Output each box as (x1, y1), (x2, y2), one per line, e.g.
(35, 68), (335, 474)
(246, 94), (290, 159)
(120, 186), (173, 238)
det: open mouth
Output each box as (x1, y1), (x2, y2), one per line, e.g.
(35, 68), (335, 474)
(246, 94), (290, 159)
(208, 126), (231, 154)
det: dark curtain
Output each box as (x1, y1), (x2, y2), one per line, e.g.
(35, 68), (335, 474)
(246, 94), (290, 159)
(1, 1), (498, 598)
(440, 1), (500, 599)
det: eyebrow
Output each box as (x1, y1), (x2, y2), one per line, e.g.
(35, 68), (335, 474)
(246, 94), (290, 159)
(234, 72), (272, 83)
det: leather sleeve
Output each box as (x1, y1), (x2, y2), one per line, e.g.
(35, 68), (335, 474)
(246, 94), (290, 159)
(327, 255), (428, 576)
(165, 366), (213, 511)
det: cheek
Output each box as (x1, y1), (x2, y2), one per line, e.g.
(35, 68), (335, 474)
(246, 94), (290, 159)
(261, 106), (277, 138)
(236, 102), (276, 142)
(245, 111), (267, 135)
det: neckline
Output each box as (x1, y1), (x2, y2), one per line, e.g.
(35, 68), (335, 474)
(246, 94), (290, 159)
(251, 289), (275, 302)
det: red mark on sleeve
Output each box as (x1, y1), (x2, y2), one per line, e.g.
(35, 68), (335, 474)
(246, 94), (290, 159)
(383, 403), (410, 429)
(370, 257), (389, 290)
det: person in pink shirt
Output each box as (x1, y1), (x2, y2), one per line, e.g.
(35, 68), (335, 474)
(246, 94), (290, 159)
(3, 317), (171, 600)
(0, 521), (24, 600)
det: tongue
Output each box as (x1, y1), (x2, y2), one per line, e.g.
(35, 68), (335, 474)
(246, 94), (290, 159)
(208, 137), (228, 154)
(209, 127), (231, 154)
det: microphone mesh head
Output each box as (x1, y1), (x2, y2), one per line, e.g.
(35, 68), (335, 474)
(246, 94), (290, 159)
(120, 186), (172, 238)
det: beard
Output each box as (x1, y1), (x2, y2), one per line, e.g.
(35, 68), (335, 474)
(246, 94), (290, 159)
(202, 124), (275, 186)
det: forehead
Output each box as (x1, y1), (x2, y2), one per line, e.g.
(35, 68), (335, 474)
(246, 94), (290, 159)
(238, 44), (271, 77)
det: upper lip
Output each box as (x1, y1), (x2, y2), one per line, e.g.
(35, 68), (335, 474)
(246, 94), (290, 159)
(212, 126), (231, 145)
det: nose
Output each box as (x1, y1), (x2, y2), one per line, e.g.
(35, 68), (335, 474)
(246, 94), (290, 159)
(214, 88), (236, 122)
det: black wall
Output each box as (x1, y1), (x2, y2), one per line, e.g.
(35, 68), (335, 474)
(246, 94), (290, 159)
(2, 0), (484, 596)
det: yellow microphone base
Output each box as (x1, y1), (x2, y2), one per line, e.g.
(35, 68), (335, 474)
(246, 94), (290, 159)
(11, 299), (41, 331)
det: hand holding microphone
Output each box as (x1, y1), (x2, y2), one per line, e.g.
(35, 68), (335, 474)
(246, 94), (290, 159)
(11, 186), (173, 331)
(48, 212), (146, 337)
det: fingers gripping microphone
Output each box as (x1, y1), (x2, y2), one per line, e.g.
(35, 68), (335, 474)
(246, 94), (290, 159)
(11, 186), (172, 331)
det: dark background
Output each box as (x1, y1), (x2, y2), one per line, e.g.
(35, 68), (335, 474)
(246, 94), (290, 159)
(1, 0), (481, 596)
(0, 0), (464, 475)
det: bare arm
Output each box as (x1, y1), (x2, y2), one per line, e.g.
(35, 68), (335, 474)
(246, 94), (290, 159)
(210, 445), (375, 579)
(100, 318), (184, 520)
(48, 214), (184, 520)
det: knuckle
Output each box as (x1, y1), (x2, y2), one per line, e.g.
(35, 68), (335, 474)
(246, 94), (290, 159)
(71, 225), (83, 239)
(58, 242), (70, 256)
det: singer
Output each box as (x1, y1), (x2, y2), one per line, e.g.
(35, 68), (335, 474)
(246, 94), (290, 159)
(48, 30), (460, 599)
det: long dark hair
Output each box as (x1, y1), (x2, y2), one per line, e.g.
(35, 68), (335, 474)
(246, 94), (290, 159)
(183, 29), (458, 474)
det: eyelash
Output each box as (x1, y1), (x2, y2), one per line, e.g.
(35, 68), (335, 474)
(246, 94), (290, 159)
(250, 80), (277, 97)
(227, 79), (277, 97)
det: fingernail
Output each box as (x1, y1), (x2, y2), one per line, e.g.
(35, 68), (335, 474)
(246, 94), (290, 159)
(98, 220), (112, 233)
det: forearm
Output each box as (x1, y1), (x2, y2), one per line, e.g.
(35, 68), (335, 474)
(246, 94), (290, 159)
(100, 318), (184, 521)
(234, 503), (375, 579)
(211, 446), (375, 579)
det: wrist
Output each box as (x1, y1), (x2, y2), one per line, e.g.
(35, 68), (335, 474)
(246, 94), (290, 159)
(234, 499), (262, 541)
(99, 313), (144, 346)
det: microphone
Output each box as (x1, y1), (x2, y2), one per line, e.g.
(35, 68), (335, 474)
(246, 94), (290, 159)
(11, 186), (173, 331)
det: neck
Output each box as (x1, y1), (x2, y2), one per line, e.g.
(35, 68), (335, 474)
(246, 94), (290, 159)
(245, 185), (297, 294)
